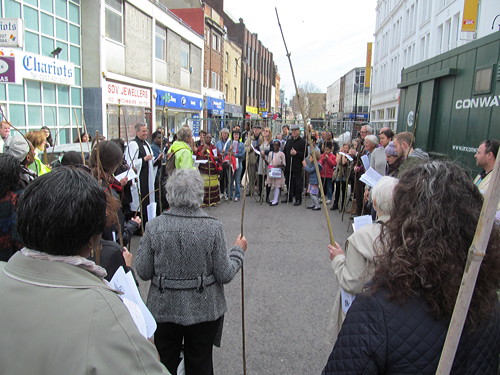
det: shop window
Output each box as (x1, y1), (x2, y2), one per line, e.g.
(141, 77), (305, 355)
(41, 1), (53, 13)
(155, 24), (166, 61)
(181, 41), (189, 70)
(42, 37), (54, 57)
(69, 3), (79, 24)
(57, 86), (70, 105)
(43, 84), (57, 104)
(27, 81), (41, 103)
(41, 13), (54, 36)
(9, 84), (25, 102)
(25, 31), (40, 54)
(74, 67), (81, 85)
(55, 0), (67, 18)
(71, 87), (81, 106)
(5, 0), (21, 18)
(56, 19), (68, 41)
(105, 0), (123, 44)
(44, 107), (57, 127)
(28, 105), (42, 126)
(473, 66), (493, 95)
(24, 6), (39, 31)
(9, 104), (25, 127)
(58, 107), (70, 128)
(70, 45), (80, 65)
(69, 24), (80, 44)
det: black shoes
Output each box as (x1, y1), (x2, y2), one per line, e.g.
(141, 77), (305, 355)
(293, 201), (302, 206)
(330, 203), (339, 210)
(269, 202), (278, 206)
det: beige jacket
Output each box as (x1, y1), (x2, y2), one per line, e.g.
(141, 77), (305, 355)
(0, 252), (169, 375)
(326, 215), (389, 344)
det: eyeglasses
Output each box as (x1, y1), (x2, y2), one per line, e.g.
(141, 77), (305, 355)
(360, 131), (368, 134)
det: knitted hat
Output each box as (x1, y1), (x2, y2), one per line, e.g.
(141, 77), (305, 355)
(290, 124), (300, 130)
(385, 141), (398, 156)
(4, 135), (30, 162)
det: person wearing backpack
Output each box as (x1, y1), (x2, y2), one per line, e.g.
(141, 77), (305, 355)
(166, 126), (195, 171)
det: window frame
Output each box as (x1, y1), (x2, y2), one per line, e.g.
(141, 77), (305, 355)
(104, 0), (123, 44)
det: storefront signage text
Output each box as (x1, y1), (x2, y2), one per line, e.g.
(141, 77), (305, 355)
(106, 82), (151, 107)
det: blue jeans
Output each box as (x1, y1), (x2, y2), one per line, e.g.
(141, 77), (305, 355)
(322, 177), (333, 200)
(230, 166), (242, 199)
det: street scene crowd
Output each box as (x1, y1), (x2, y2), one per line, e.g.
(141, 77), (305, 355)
(0, 118), (499, 374)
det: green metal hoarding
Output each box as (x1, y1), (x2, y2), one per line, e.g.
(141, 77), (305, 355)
(397, 31), (500, 175)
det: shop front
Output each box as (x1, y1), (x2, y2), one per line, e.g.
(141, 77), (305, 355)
(204, 96), (225, 136)
(155, 88), (203, 137)
(105, 81), (151, 141)
(245, 105), (260, 119)
(225, 103), (243, 118)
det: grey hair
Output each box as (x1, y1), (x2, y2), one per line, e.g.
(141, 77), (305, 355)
(372, 176), (398, 215)
(176, 126), (192, 142)
(220, 128), (229, 134)
(365, 134), (379, 146)
(134, 123), (146, 133)
(363, 124), (373, 133)
(165, 168), (204, 208)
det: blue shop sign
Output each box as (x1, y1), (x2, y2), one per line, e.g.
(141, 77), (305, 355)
(192, 113), (200, 137)
(156, 89), (203, 110)
(205, 96), (225, 116)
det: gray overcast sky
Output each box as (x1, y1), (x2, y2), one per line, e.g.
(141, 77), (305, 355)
(223, 0), (377, 99)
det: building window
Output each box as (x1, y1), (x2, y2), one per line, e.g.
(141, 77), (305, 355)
(105, 0), (123, 43)
(225, 52), (229, 71)
(474, 66), (493, 95)
(211, 71), (220, 90)
(225, 84), (228, 99)
(234, 58), (238, 75)
(387, 107), (396, 119)
(234, 87), (237, 103)
(212, 33), (220, 52)
(155, 24), (166, 61)
(377, 109), (384, 119)
(181, 41), (189, 70)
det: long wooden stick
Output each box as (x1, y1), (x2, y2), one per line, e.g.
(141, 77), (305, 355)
(74, 108), (85, 164)
(276, 7), (335, 245)
(436, 151), (500, 374)
(239, 149), (250, 375)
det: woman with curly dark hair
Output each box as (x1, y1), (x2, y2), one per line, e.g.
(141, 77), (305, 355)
(322, 160), (500, 374)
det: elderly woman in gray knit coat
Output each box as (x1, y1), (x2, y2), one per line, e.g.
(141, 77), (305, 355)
(136, 168), (247, 375)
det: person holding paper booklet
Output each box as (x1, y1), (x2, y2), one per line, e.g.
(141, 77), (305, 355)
(325, 176), (398, 344)
(323, 161), (500, 374)
(331, 143), (351, 211)
(216, 128), (232, 200)
(90, 141), (141, 246)
(125, 123), (162, 226)
(266, 139), (286, 206)
(136, 168), (247, 375)
(0, 168), (168, 374)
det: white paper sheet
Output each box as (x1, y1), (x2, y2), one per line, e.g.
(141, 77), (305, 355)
(353, 215), (373, 231)
(115, 169), (138, 181)
(212, 149), (217, 157)
(361, 154), (370, 171)
(110, 267), (157, 338)
(340, 289), (357, 313)
(147, 202), (157, 222)
(251, 144), (260, 155)
(359, 167), (383, 188)
(338, 151), (353, 162)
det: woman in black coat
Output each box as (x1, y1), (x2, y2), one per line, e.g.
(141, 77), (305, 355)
(322, 160), (500, 374)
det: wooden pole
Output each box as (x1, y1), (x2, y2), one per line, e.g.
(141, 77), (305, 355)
(276, 7), (335, 244)
(436, 151), (500, 374)
(239, 150), (250, 375)
(74, 108), (85, 164)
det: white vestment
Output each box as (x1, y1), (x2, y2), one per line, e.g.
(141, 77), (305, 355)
(124, 139), (157, 214)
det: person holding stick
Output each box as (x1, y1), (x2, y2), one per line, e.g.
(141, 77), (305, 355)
(282, 124), (305, 206)
(322, 160), (500, 374)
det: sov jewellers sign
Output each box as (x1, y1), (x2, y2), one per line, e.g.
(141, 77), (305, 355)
(106, 81), (151, 107)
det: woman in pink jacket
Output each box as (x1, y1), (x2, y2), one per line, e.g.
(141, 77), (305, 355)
(319, 140), (337, 204)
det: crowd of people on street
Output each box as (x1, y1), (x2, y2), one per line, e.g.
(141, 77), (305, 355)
(0, 116), (499, 374)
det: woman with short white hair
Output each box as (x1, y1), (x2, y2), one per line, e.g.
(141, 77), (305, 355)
(326, 176), (398, 344)
(136, 168), (248, 375)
